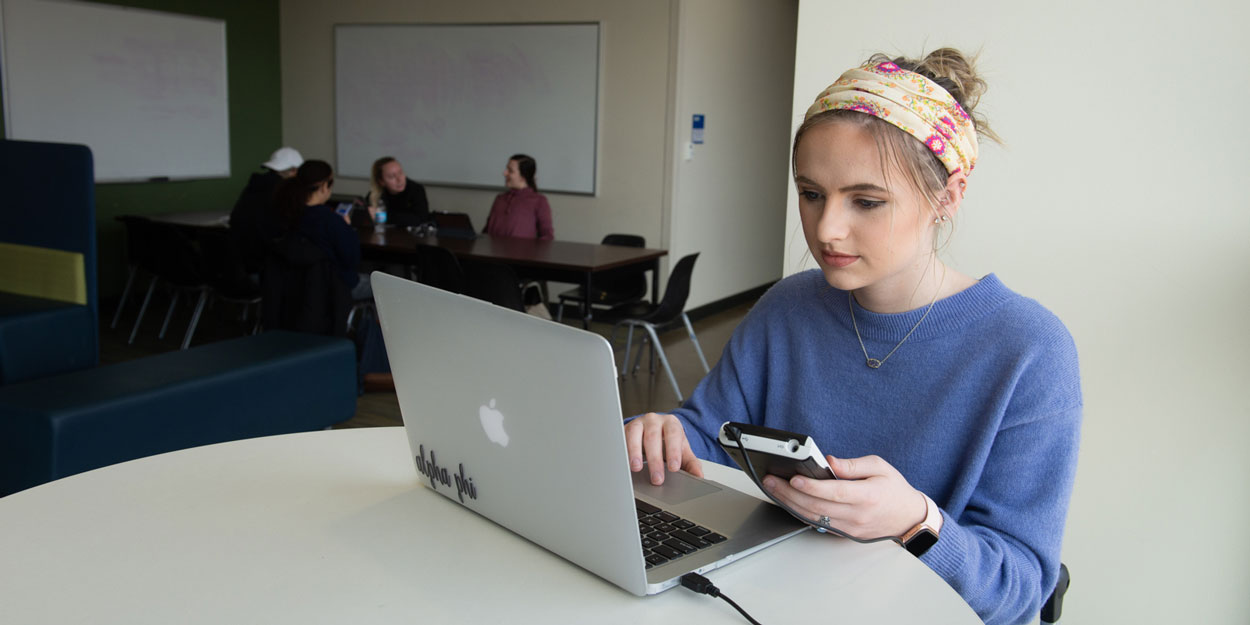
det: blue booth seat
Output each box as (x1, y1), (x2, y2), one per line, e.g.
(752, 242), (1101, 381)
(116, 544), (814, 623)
(0, 292), (97, 385)
(0, 331), (357, 497)
(0, 140), (98, 385)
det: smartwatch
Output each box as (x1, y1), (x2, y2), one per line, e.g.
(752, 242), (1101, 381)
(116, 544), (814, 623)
(901, 493), (942, 557)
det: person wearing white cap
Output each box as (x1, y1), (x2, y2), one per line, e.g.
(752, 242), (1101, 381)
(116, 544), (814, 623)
(230, 147), (305, 272)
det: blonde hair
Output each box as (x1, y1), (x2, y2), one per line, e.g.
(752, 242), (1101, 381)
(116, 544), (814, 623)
(369, 156), (398, 200)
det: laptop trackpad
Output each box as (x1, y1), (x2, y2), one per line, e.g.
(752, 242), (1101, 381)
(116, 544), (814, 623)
(633, 468), (721, 506)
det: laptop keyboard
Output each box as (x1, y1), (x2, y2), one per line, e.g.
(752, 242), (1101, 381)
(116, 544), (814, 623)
(635, 498), (727, 569)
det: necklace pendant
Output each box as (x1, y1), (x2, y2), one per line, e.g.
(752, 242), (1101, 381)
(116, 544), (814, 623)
(866, 358), (882, 369)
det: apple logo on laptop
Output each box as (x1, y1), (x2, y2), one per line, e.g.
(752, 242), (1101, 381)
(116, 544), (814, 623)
(479, 399), (510, 447)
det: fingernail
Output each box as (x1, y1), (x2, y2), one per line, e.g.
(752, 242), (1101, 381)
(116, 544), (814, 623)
(652, 471), (663, 484)
(791, 476), (806, 488)
(762, 476), (777, 490)
(669, 459), (680, 471)
(630, 458), (642, 471)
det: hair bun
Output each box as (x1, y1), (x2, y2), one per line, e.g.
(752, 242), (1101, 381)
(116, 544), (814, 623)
(868, 48), (1001, 145)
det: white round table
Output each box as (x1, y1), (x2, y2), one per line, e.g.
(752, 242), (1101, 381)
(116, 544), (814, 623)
(0, 427), (979, 624)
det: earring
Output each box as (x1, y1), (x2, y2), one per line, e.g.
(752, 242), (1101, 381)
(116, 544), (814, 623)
(933, 214), (949, 224)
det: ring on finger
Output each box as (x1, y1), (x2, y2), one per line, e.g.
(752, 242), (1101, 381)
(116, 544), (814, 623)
(818, 515), (831, 526)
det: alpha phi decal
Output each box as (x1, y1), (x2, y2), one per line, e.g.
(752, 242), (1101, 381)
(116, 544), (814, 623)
(414, 444), (478, 503)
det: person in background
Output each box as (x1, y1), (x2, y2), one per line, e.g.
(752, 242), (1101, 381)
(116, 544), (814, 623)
(229, 146), (303, 272)
(484, 154), (554, 240)
(275, 160), (369, 300)
(623, 49), (1081, 625)
(366, 157), (431, 228)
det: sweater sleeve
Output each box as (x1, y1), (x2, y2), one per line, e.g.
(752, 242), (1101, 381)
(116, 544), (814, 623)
(535, 194), (554, 240)
(484, 193), (505, 235)
(328, 213), (361, 287)
(669, 289), (777, 465)
(922, 332), (1082, 625)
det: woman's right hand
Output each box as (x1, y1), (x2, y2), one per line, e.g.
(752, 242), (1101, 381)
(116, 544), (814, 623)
(624, 412), (703, 485)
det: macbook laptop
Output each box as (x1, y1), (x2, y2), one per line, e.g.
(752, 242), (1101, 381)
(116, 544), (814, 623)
(371, 272), (806, 595)
(432, 211), (479, 240)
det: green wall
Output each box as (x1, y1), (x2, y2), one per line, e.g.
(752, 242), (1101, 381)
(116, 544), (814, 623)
(1, 0), (282, 297)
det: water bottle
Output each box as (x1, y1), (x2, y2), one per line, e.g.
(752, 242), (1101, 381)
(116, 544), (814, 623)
(374, 198), (388, 233)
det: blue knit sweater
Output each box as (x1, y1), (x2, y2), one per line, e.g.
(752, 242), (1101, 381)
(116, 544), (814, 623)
(672, 270), (1081, 625)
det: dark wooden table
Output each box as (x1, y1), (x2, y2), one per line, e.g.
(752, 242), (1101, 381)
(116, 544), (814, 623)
(360, 229), (667, 328)
(128, 211), (665, 328)
(144, 211), (232, 230)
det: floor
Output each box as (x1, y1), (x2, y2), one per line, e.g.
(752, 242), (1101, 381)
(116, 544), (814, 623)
(101, 286), (753, 428)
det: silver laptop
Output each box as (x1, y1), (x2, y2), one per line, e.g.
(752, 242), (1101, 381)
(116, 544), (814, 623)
(371, 272), (806, 595)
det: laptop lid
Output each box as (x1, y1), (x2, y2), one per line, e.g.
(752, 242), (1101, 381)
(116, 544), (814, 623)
(432, 211), (478, 240)
(371, 272), (805, 596)
(373, 271), (649, 593)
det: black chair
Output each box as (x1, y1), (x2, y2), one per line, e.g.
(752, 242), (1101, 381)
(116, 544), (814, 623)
(465, 263), (526, 312)
(414, 244), (467, 294)
(555, 234), (648, 323)
(197, 228), (263, 336)
(261, 233), (350, 337)
(609, 253), (709, 401)
(117, 217), (170, 344)
(138, 222), (212, 350)
(112, 215), (160, 331)
(1041, 563), (1070, 623)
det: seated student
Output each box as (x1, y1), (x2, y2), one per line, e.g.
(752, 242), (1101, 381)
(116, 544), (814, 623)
(484, 154), (554, 240)
(275, 160), (370, 300)
(624, 49), (1081, 625)
(365, 157), (431, 228)
(230, 146), (303, 272)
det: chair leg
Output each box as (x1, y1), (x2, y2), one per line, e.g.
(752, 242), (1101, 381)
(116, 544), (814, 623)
(251, 302), (263, 335)
(129, 277), (159, 344)
(556, 299), (565, 323)
(180, 290), (209, 350)
(632, 333), (648, 376)
(681, 313), (711, 373)
(110, 265), (137, 329)
(621, 324), (636, 376)
(159, 290), (179, 340)
(609, 322), (622, 370)
(641, 324), (682, 401)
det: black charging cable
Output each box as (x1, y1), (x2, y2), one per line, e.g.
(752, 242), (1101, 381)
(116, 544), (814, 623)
(681, 572), (763, 625)
(723, 424), (902, 547)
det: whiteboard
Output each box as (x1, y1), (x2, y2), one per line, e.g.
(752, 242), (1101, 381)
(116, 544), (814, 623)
(335, 23), (599, 195)
(0, 0), (229, 182)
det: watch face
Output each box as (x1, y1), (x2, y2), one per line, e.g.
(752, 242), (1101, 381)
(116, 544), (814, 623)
(905, 529), (938, 557)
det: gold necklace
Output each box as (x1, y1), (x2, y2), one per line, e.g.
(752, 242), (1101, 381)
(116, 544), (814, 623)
(848, 271), (945, 369)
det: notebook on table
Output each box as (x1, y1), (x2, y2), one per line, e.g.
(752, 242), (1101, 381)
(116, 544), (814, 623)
(370, 272), (806, 595)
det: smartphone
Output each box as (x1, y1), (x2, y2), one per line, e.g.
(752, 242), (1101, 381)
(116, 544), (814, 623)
(334, 202), (353, 217)
(717, 421), (836, 481)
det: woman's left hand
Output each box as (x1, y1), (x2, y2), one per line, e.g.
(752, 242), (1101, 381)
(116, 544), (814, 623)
(761, 454), (928, 539)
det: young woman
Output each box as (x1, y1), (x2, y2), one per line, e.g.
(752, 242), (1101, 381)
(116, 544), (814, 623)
(275, 160), (368, 299)
(623, 49), (1081, 625)
(484, 154), (554, 240)
(367, 157), (431, 228)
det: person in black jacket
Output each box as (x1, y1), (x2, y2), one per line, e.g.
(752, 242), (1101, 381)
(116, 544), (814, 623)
(275, 160), (368, 300)
(229, 147), (303, 272)
(365, 157), (431, 228)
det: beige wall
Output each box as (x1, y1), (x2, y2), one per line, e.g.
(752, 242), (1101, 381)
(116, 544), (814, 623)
(280, 0), (798, 309)
(667, 0), (797, 306)
(279, 0), (673, 249)
(791, 1), (1250, 622)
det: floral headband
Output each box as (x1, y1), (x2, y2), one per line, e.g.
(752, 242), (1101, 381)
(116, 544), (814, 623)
(804, 61), (978, 177)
